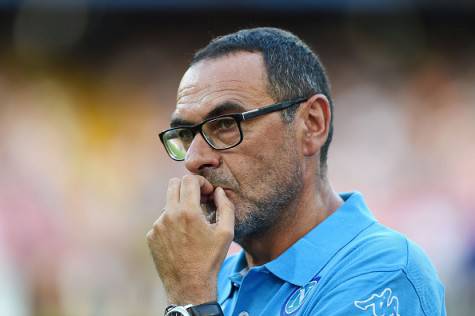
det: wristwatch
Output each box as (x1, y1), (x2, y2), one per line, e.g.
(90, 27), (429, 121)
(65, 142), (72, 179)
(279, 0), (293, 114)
(165, 301), (224, 316)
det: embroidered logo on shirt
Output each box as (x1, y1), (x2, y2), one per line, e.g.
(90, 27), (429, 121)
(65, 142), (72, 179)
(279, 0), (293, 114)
(281, 277), (320, 315)
(354, 288), (400, 316)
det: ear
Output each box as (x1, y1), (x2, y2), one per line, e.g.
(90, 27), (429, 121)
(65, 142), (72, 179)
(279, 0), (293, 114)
(298, 94), (331, 157)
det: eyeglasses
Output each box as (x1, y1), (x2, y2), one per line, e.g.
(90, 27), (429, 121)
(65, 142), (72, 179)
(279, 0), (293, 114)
(159, 97), (308, 161)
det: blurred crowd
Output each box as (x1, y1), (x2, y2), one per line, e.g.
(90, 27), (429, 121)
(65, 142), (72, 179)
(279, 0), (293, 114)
(0, 5), (474, 316)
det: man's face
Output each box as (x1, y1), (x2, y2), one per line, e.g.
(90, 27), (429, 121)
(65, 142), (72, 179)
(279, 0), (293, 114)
(172, 52), (303, 243)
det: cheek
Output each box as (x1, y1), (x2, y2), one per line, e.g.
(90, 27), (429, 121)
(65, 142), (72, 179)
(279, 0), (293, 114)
(225, 122), (296, 196)
(222, 151), (270, 202)
(234, 149), (289, 199)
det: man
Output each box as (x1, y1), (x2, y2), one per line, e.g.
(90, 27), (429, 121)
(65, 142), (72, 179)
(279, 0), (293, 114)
(147, 27), (446, 316)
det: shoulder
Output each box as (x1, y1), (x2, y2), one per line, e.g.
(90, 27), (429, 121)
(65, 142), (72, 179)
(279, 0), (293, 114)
(340, 222), (436, 274)
(309, 222), (446, 315)
(332, 222), (444, 298)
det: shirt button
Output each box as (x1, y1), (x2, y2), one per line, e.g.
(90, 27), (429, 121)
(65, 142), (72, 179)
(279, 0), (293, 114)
(238, 312), (249, 316)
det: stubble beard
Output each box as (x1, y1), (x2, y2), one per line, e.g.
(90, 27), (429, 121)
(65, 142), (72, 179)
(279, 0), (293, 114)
(201, 144), (304, 245)
(232, 158), (303, 245)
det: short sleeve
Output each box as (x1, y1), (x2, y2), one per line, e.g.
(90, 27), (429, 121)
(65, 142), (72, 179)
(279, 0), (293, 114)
(304, 269), (446, 316)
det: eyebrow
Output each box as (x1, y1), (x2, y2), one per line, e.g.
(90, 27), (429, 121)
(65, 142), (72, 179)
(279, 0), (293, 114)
(170, 101), (247, 128)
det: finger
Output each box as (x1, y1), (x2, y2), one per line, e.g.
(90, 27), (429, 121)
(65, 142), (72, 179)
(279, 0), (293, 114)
(214, 187), (235, 231)
(180, 175), (201, 206)
(180, 175), (215, 206)
(195, 175), (214, 196)
(166, 178), (181, 209)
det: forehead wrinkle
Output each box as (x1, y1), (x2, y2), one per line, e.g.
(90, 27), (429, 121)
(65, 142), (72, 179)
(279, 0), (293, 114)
(172, 89), (274, 129)
(173, 64), (273, 126)
(176, 84), (199, 102)
(177, 87), (268, 113)
(177, 78), (267, 104)
(170, 101), (247, 128)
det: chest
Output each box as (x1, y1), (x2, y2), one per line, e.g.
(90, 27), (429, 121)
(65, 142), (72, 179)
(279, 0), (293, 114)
(220, 269), (320, 316)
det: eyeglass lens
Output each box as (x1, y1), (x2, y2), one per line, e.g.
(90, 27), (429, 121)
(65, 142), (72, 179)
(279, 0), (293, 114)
(201, 117), (241, 148)
(163, 116), (241, 160)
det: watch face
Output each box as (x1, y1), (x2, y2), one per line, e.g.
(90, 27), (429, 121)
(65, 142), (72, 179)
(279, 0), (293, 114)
(166, 306), (191, 316)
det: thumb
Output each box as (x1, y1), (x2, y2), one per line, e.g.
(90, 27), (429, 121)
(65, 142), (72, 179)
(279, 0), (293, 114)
(214, 187), (235, 233)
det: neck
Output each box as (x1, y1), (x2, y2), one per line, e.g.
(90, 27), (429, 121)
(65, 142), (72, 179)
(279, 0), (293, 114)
(239, 175), (343, 267)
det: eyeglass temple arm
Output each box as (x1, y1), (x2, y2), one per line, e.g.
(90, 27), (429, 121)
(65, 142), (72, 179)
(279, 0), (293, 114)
(241, 97), (308, 121)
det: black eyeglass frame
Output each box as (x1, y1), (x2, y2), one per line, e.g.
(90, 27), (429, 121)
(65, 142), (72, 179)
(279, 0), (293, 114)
(159, 97), (309, 161)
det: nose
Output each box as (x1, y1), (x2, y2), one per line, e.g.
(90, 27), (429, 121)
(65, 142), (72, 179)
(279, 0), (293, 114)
(184, 133), (221, 174)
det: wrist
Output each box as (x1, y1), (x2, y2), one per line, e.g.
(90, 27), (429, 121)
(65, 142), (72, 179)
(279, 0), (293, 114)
(166, 280), (217, 305)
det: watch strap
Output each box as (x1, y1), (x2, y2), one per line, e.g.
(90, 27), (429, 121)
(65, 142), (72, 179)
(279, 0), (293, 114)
(187, 301), (224, 316)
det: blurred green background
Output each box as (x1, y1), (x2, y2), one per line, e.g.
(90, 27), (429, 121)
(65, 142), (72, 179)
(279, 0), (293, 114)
(0, 1), (474, 315)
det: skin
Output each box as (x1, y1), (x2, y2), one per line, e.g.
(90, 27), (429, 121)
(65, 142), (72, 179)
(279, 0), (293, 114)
(147, 52), (343, 305)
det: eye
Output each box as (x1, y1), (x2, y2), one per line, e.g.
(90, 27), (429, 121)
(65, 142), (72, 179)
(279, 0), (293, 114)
(177, 129), (193, 142)
(215, 118), (236, 131)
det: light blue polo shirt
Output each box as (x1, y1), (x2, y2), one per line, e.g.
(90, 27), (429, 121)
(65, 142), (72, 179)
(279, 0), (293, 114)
(217, 192), (446, 316)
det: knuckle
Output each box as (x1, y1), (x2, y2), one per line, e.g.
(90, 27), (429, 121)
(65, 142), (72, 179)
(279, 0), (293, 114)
(151, 222), (161, 232)
(182, 175), (196, 184)
(159, 212), (173, 225)
(169, 177), (181, 185)
(178, 209), (199, 222)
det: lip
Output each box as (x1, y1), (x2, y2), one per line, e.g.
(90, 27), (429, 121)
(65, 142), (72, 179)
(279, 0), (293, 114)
(222, 188), (235, 198)
(213, 187), (232, 195)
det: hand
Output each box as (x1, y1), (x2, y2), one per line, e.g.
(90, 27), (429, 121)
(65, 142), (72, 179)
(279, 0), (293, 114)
(146, 175), (235, 305)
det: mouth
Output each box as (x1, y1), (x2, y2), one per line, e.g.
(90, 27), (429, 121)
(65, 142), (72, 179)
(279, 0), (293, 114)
(201, 169), (238, 194)
(200, 189), (217, 223)
(200, 187), (234, 223)
(223, 188), (234, 196)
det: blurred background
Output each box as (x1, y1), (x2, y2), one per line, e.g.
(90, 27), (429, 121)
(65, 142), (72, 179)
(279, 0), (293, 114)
(0, 0), (474, 315)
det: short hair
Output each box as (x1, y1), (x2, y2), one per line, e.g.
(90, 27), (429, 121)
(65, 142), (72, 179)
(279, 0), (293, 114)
(191, 27), (334, 171)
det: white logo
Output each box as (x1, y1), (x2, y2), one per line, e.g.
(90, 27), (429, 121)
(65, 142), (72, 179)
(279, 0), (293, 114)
(284, 281), (318, 314)
(354, 288), (400, 316)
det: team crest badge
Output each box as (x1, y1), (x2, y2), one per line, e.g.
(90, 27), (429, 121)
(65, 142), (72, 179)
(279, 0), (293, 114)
(281, 277), (320, 315)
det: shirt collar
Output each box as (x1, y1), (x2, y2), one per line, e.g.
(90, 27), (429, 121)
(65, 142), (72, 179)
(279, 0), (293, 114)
(264, 191), (376, 286)
(218, 251), (247, 304)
